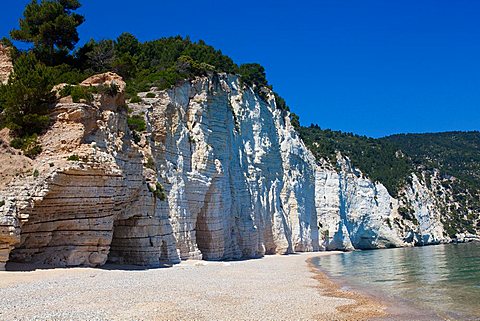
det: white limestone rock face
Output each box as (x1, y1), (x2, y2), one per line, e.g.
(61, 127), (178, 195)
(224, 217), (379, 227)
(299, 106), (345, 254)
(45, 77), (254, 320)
(314, 156), (452, 250)
(0, 73), (463, 269)
(400, 172), (451, 245)
(0, 74), (319, 268)
(315, 156), (405, 250)
(146, 75), (319, 260)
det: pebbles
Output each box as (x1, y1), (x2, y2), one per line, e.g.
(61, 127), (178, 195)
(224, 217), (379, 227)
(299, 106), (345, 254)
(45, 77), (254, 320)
(0, 253), (355, 320)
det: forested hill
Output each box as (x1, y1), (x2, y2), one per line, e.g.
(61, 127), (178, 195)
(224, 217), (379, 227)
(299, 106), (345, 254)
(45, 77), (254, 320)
(300, 126), (480, 197)
(299, 125), (412, 196)
(382, 131), (480, 191)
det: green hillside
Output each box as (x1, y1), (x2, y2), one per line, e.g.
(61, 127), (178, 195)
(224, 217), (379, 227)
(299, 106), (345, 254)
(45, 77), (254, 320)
(382, 131), (480, 191)
(299, 125), (413, 196)
(300, 126), (480, 197)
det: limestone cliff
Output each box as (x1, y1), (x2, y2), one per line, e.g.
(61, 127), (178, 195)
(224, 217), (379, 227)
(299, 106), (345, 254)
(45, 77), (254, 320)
(0, 73), (477, 270)
(315, 157), (456, 251)
(0, 73), (319, 269)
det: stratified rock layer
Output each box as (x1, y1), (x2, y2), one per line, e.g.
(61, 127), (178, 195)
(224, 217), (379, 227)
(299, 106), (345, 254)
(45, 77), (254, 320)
(0, 73), (472, 270)
(0, 74), (319, 269)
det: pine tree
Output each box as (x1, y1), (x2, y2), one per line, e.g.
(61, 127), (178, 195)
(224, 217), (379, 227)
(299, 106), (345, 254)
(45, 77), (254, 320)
(10, 0), (84, 64)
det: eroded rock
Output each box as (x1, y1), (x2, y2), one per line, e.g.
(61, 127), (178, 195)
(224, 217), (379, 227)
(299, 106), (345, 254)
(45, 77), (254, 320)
(0, 73), (471, 270)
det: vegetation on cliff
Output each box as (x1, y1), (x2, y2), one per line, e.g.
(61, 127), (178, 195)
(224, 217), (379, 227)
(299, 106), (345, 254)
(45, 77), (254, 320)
(382, 131), (480, 191)
(299, 125), (413, 196)
(0, 0), (297, 145)
(300, 125), (480, 195)
(1, 2), (478, 235)
(383, 132), (480, 236)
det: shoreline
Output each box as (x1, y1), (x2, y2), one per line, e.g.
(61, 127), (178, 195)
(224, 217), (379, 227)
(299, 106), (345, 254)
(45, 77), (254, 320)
(0, 252), (400, 320)
(309, 250), (450, 321)
(306, 256), (387, 320)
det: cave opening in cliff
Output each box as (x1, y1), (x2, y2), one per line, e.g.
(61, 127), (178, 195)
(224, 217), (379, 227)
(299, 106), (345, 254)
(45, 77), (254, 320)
(195, 207), (220, 260)
(159, 240), (168, 262)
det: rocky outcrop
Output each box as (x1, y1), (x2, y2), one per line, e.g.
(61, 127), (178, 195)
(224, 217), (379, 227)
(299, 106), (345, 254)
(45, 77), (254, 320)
(0, 75), (180, 269)
(0, 73), (319, 269)
(0, 45), (13, 84)
(80, 72), (126, 110)
(315, 157), (452, 251)
(0, 73), (475, 270)
(136, 75), (319, 260)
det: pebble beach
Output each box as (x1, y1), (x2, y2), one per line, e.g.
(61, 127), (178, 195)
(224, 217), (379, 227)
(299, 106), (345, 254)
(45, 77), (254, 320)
(0, 252), (386, 321)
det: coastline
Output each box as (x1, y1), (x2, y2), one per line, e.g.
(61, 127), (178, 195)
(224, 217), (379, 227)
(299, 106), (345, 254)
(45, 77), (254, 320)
(309, 248), (451, 321)
(0, 251), (389, 320)
(306, 256), (387, 320)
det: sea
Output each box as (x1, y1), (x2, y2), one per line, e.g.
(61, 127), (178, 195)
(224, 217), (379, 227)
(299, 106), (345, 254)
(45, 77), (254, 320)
(311, 242), (480, 320)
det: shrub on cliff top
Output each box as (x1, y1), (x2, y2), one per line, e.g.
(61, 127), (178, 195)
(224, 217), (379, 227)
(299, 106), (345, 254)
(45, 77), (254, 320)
(10, 134), (43, 159)
(0, 53), (54, 137)
(67, 154), (80, 161)
(97, 82), (119, 97)
(129, 95), (142, 103)
(238, 63), (269, 89)
(60, 85), (94, 103)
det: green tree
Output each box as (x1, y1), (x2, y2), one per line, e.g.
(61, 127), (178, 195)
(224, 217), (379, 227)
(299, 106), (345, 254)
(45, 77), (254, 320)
(76, 39), (115, 72)
(239, 63), (268, 88)
(110, 34), (139, 79)
(0, 53), (55, 136)
(115, 33), (140, 57)
(10, 0), (84, 64)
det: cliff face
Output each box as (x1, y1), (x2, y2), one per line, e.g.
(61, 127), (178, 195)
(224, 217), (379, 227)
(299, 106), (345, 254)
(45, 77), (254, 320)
(315, 158), (452, 251)
(0, 73), (476, 270)
(0, 74), (319, 269)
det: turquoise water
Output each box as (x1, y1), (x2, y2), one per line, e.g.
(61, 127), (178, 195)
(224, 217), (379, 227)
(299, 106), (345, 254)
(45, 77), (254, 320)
(312, 243), (480, 320)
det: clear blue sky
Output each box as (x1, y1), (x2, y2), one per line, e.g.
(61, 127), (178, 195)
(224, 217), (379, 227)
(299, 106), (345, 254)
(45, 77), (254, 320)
(2, 0), (480, 137)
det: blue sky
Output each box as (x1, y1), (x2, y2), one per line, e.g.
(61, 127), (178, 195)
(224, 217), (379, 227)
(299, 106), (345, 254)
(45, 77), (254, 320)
(1, 0), (479, 137)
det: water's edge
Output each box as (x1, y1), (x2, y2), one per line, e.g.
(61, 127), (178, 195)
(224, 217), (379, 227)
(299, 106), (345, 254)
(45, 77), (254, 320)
(308, 243), (480, 320)
(306, 255), (389, 320)
(312, 243), (480, 320)
(311, 257), (444, 320)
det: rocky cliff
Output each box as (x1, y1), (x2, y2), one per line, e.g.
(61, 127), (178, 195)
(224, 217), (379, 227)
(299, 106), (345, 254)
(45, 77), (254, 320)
(315, 157), (454, 251)
(0, 72), (477, 270)
(0, 73), (320, 269)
